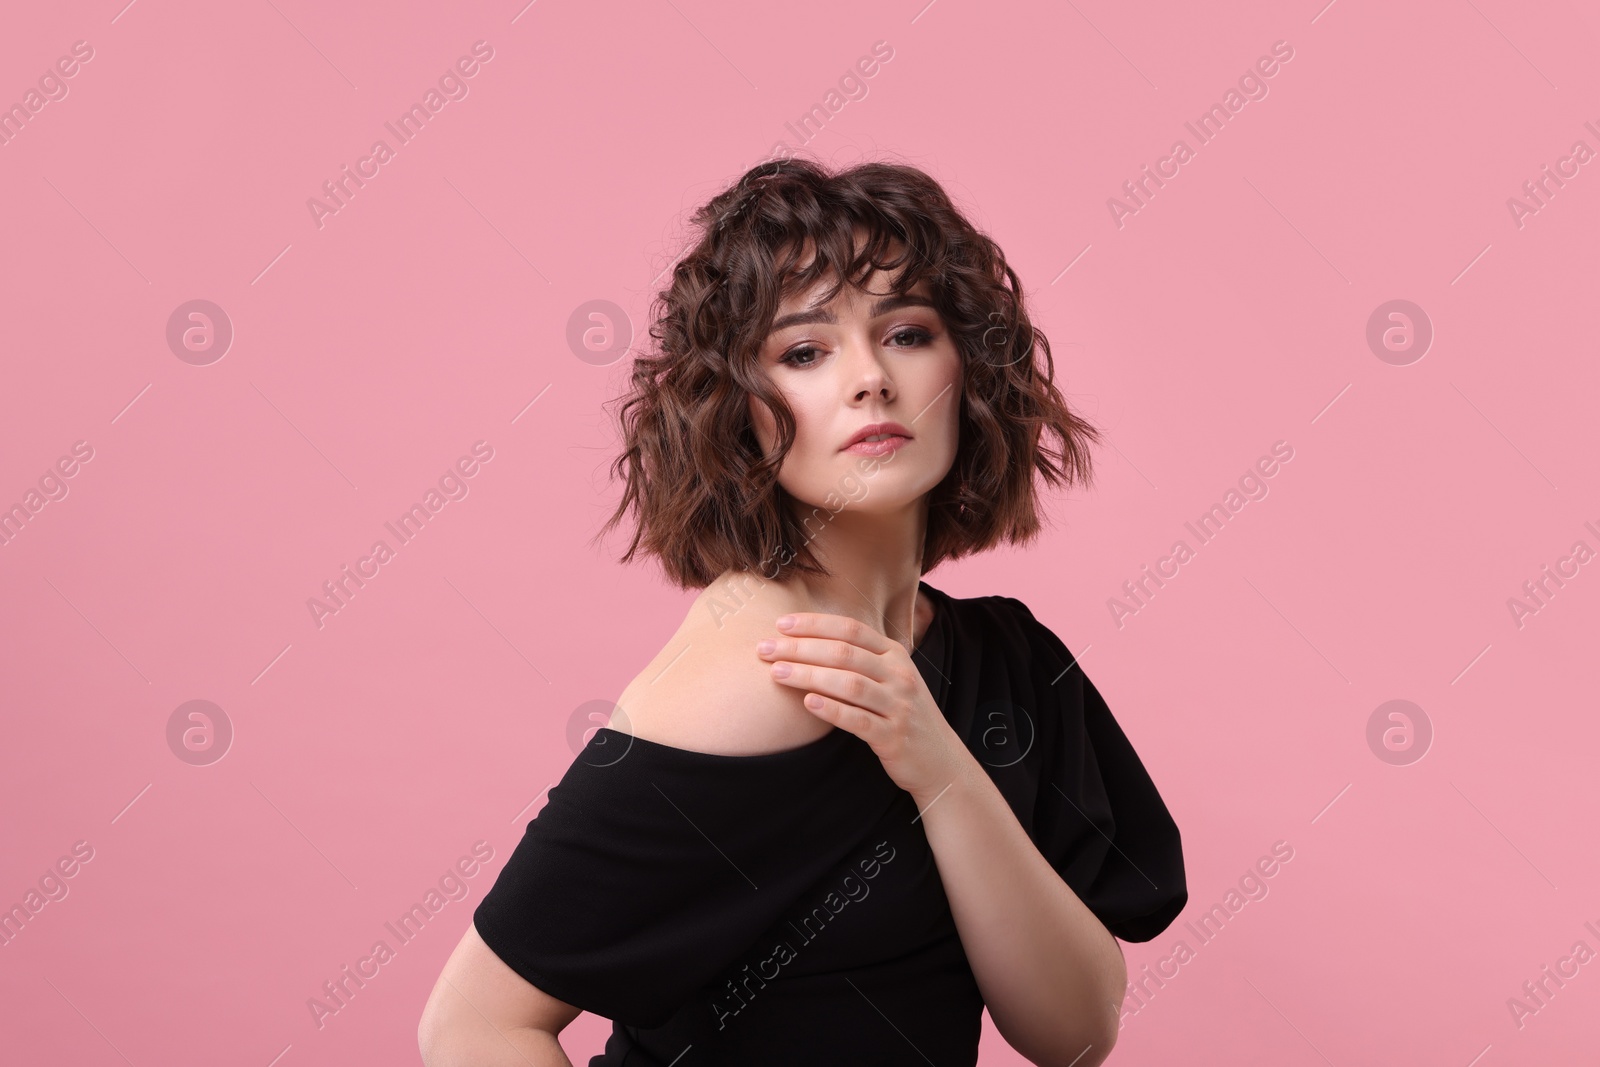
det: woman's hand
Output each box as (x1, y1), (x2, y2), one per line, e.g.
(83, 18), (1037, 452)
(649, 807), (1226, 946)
(756, 612), (969, 806)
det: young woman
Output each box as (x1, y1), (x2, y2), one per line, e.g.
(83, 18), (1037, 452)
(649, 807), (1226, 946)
(418, 158), (1187, 1067)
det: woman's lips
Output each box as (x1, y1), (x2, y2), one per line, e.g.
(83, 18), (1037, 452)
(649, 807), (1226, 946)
(842, 435), (910, 457)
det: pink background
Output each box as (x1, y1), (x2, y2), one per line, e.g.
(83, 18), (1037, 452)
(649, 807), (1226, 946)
(3, 1), (1598, 1063)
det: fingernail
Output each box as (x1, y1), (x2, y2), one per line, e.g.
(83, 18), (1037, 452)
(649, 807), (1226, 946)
(771, 662), (792, 678)
(756, 639), (775, 655)
(776, 615), (795, 629)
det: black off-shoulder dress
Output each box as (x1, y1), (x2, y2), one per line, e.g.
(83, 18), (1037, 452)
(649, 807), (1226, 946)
(473, 581), (1187, 1066)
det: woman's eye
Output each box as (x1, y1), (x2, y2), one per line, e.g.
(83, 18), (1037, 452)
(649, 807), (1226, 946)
(889, 327), (933, 347)
(778, 345), (821, 368)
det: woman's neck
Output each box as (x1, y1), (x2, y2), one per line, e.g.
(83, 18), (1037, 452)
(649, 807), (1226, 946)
(754, 501), (934, 652)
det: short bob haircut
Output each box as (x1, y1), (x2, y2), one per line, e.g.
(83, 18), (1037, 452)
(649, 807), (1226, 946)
(596, 156), (1102, 590)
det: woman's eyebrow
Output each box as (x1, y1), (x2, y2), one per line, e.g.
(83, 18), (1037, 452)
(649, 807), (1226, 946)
(769, 293), (936, 334)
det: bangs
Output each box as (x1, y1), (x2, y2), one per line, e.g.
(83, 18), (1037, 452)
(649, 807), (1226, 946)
(770, 218), (937, 318)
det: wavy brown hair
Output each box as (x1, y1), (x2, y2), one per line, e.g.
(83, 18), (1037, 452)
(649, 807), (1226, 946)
(594, 156), (1102, 590)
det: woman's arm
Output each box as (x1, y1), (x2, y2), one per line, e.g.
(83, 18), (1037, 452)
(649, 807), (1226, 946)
(759, 610), (1130, 1065)
(417, 922), (581, 1067)
(912, 750), (1127, 1067)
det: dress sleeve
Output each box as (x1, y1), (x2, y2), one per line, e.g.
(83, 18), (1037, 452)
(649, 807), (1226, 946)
(471, 729), (893, 1025)
(1004, 598), (1188, 943)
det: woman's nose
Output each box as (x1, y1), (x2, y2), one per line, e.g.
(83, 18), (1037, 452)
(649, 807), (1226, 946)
(842, 336), (894, 399)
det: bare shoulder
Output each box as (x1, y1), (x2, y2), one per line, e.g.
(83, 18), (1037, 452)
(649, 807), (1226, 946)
(611, 577), (825, 756)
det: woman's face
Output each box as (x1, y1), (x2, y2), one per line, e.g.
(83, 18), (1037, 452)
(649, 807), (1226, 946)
(747, 256), (962, 516)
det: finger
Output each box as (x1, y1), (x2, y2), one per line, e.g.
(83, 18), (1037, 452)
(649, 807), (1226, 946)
(776, 612), (898, 656)
(769, 661), (891, 717)
(799, 691), (883, 741)
(756, 635), (892, 682)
